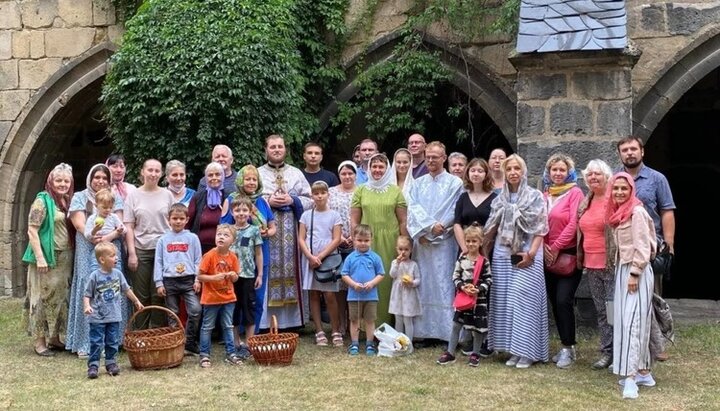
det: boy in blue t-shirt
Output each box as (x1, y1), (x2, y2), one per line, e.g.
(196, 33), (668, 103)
(84, 242), (143, 379)
(341, 224), (384, 356)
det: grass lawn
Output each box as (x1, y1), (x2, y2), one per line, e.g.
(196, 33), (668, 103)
(0, 297), (718, 410)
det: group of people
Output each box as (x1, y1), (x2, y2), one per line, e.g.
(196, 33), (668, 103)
(22, 132), (675, 398)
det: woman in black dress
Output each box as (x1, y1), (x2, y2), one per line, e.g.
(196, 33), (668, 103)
(453, 158), (497, 254)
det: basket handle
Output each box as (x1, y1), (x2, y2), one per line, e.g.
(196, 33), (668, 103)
(270, 315), (278, 335)
(125, 305), (184, 334)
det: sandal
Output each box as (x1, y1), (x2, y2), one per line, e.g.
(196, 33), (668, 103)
(199, 356), (211, 368)
(331, 332), (344, 347)
(366, 344), (377, 356)
(348, 344), (359, 356)
(34, 346), (55, 357)
(315, 331), (328, 347)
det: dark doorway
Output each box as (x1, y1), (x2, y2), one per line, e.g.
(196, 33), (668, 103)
(647, 67), (720, 300)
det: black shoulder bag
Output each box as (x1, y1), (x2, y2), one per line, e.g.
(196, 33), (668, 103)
(311, 208), (343, 283)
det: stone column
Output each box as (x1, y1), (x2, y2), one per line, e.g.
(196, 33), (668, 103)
(509, 49), (640, 323)
(510, 49), (640, 180)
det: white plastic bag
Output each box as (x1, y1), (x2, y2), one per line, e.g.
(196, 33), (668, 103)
(374, 323), (413, 357)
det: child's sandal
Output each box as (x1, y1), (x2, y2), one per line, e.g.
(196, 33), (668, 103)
(199, 357), (211, 368)
(331, 332), (344, 347)
(315, 331), (328, 346)
(348, 344), (360, 356)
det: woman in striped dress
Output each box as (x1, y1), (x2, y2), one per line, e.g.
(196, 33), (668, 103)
(606, 172), (657, 399)
(483, 154), (549, 369)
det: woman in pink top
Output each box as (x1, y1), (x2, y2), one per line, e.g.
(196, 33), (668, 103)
(577, 159), (616, 370)
(542, 153), (584, 369)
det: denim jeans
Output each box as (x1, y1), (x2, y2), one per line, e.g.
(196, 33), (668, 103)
(199, 303), (236, 357)
(163, 276), (201, 352)
(88, 322), (119, 368)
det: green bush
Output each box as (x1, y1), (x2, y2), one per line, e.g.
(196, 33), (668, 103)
(102, 0), (312, 183)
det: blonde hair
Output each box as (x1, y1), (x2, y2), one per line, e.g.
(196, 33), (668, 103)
(426, 141), (446, 154)
(463, 224), (483, 241)
(545, 153), (575, 173)
(353, 224), (372, 238)
(95, 188), (115, 206)
(216, 223), (237, 240)
(396, 235), (412, 249)
(502, 154), (527, 176)
(94, 241), (116, 260)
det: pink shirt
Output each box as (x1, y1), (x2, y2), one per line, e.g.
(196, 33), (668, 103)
(544, 186), (584, 253)
(578, 196), (608, 269)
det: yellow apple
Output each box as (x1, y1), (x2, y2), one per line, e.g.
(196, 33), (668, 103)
(94, 217), (105, 226)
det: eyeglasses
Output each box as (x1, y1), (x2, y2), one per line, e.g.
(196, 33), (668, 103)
(426, 155), (443, 161)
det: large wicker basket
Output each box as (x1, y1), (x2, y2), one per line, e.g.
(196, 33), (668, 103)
(124, 305), (185, 371)
(247, 315), (299, 366)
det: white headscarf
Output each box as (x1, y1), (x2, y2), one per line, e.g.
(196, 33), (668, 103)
(390, 148), (415, 197)
(365, 153), (393, 193)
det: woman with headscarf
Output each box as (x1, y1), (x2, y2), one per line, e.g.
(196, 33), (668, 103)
(66, 163), (127, 358)
(390, 148), (415, 197)
(607, 172), (657, 399)
(577, 159), (616, 370)
(187, 162), (228, 253)
(23, 163), (75, 357)
(328, 160), (358, 335)
(221, 164), (277, 330)
(484, 154), (549, 369)
(350, 153), (408, 325)
(541, 153), (585, 369)
(106, 154), (135, 203)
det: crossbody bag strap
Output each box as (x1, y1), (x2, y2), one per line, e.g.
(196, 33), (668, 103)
(471, 255), (484, 285)
(310, 208), (315, 255)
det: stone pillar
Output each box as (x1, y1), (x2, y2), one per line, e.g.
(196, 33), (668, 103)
(510, 49), (640, 180)
(509, 49), (640, 324)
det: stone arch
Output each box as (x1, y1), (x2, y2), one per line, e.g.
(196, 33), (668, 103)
(318, 32), (517, 147)
(0, 43), (115, 296)
(633, 27), (720, 140)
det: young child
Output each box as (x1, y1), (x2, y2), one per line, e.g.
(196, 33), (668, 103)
(83, 242), (143, 379)
(228, 197), (263, 359)
(197, 223), (242, 367)
(341, 224), (385, 356)
(153, 203), (203, 356)
(84, 188), (125, 272)
(437, 225), (492, 367)
(299, 181), (344, 347)
(388, 235), (421, 343)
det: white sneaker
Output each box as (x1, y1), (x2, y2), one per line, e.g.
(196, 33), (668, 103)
(619, 373), (656, 387)
(516, 357), (535, 369)
(622, 378), (639, 399)
(505, 355), (520, 367)
(556, 347), (576, 369)
(551, 350), (560, 363)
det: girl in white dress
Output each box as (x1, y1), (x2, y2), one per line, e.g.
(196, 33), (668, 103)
(388, 236), (421, 341)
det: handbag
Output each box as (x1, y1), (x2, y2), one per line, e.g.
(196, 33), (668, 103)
(310, 208), (342, 283)
(546, 249), (577, 276)
(651, 244), (674, 282)
(453, 255), (485, 311)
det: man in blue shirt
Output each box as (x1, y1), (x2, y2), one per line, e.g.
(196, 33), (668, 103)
(355, 139), (378, 185)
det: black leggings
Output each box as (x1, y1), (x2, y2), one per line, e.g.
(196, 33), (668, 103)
(546, 269), (582, 346)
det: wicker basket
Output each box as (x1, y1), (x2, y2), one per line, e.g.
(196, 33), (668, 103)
(247, 315), (298, 366)
(124, 305), (185, 371)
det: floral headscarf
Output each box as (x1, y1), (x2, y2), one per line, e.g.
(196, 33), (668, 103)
(542, 164), (578, 196)
(234, 165), (266, 227)
(605, 172), (643, 227)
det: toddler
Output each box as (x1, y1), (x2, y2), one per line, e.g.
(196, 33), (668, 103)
(84, 188), (125, 272)
(341, 224), (385, 356)
(436, 225), (492, 367)
(197, 224), (243, 367)
(83, 242), (143, 379)
(388, 235), (421, 342)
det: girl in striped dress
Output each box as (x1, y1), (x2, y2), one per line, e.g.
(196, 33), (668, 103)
(606, 172), (657, 399)
(483, 154), (549, 369)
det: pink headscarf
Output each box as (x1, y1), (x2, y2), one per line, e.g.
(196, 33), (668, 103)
(605, 172), (643, 227)
(105, 155), (128, 200)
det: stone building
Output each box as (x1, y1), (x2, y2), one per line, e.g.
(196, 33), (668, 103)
(1, 0), (718, 300)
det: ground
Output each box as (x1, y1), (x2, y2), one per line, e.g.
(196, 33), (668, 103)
(0, 297), (718, 410)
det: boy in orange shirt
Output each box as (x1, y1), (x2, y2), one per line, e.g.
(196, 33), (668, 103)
(197, 224), (243, 368)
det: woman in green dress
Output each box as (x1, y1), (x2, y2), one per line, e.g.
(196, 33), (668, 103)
(350, 153), (408, 325)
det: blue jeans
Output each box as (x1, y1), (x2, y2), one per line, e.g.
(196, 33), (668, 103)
(199, 303), (236, 357)
(88, 322), (119, 368)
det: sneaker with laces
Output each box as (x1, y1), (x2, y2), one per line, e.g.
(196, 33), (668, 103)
(556, 347), (576, 369)
(225, 353), (244, 365)
(87, 365), (99, 379)
(505, 355), (520, 367)
(459, 341), (473, 356)
(106, 363), (120, 376)
(619, 373), (656, 387)
(468, 353), (480, 367)
(436, 351), (456, 365)
(591, 353), (612, 370)
(622, 378), (639, 399)
(516, 357), (535, 369)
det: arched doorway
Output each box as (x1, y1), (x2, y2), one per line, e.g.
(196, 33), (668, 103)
(0, 44), (115, 296)
(317, 33), (517, 166)
(634, 32), (720, 300)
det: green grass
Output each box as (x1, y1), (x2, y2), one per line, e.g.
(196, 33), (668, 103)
(0, 297), (718, 410)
